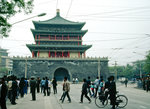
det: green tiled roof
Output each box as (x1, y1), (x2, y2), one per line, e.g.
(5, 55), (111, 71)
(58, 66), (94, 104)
(33, 11), (85, 26)
(31, 29), (88, 36)
(26, 44), (92, 52)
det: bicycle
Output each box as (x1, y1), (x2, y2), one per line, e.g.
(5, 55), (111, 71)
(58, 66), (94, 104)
(95, 91), (128, 108)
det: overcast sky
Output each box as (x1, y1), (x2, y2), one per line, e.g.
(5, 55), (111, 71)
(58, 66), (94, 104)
(0, 0), (150, 66)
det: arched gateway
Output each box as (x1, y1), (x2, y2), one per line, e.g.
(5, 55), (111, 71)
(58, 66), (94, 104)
(54, 68), (70, 81)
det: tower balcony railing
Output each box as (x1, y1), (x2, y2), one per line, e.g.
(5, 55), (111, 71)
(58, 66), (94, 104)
(36, 38), (82, 41)
(12, 56), (108, 61)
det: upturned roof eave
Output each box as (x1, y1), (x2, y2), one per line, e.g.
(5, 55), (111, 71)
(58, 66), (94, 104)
(31, 29), (88, 36)
(33, 20), (85, 26)
(26, 44), (92, 52)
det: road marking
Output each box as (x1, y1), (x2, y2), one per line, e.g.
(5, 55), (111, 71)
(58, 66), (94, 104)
(140, 105), (147, 109)
(44, 96), (54, 109)
(84, 106), (90, 109)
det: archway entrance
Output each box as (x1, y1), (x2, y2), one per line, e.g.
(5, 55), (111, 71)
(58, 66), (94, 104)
(54, 68), (70, 81)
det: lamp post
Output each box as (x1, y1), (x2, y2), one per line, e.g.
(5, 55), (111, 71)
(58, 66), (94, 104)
(133, 52), (145, 78)
(11, 13), (46, 78)
(98, 58), (100, 78)
(12, 13), (46, 25)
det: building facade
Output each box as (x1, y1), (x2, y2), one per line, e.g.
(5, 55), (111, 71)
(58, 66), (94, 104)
(13, 10), (109, 81)
(0, 48), (13, 76)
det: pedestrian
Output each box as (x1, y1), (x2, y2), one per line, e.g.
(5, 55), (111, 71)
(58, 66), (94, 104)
(98, 79), (104, 96)
(0, 77), (8, 109)
(146, 77), (150, 92)
(52, 77), (57, 94)
(30, 76), (36, 101)
(94, 76), (100, 97)
(24, 78), (28, 94)
(7, 77), (13, 102)
(36, 77), (41, 93)
(44, 77), (49, 96)
(11, 76), (18, 105)
(19, 77), (25, 98)
(40, 78), (45, 93)
(124, 78), (128, 87)
(72, 78), (75, 84)
(75, 78), (78, 84)
(104, 77), (111, 99)
(61, 77), (71, 103)
(90, 82), (95, 97)
(109, 76), (116, 109)
(48, 79), (52, 96)
(79, 78), (91, 103)
(86, 76), (91, 97)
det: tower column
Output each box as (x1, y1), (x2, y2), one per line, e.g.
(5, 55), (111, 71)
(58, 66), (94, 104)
(49, 51), (51, 58)
(78, 52), (80, 58)
(32, 51), (34, 58)
(68, 51), (70, 58)
(62, 51), (64, 57)
(84, 52), (86, 58)
(55, 51), (56, 57)
(55, 35), (56, 40)
(68, 34), (70, 40)
(38, 51), (40, 57)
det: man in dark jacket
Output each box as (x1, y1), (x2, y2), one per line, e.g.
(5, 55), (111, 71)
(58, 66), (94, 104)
(86, 76), (91, 97)
(0, 77), (8, 109)
(80, 78), (91, 103)
(11, 76), (18, 105)
(52, 77), (57, 94)
(109, 76), (116, 109)
(104, 77), (111, 99)
(44, 77), (49, 96)
(30, 76), (36, 101)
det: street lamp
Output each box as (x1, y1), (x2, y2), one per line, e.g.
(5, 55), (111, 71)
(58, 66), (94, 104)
(133, 52), (145, 78)
(11, 13), (46, 78)
(12, 13), (46, 25)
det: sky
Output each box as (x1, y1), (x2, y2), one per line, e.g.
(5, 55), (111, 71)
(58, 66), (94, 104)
(0, 0), (150, 66)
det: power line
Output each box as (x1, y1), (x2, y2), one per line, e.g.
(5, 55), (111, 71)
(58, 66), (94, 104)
(66, 0), (74, 18)
(70, 6), (150, 17)
(56, 0), (59, 9)
(1, 36), (149, 42)
(109, 36), (150, 58)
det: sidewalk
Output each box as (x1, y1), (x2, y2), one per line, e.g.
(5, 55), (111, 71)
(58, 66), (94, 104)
(7, 92), (62, 109)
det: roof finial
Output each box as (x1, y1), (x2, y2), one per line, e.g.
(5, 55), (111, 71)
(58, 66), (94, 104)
(56, 9), (60, 16)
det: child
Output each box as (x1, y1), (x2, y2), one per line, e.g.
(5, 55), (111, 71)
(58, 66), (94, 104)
(90, 82), (95, 97)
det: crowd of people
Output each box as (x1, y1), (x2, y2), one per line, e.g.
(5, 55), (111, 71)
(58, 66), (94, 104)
(0, 75), (58, 109)
(140, 77), (150, 92)
(84, 76), (117, 109)
(0, 75), (118, 109)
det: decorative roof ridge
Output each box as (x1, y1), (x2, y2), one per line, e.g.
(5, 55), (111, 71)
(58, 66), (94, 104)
(32, 9), (85, 25)
(30, 28), (88, 32)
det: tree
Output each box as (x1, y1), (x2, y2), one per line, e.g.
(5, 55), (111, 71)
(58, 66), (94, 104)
(144, 51), (150, 73)
(0, 67), (8, 75)
(0, 0), (34, 37)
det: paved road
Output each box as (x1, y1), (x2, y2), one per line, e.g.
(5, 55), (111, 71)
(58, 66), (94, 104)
(6, 83), (150, 109)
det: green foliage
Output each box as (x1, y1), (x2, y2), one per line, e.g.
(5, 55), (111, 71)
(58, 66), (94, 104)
(144, 51), (150, 73)
(0, 67), (8, 73)
(0, 0), (34, 37)
(109, 60), (147, 79)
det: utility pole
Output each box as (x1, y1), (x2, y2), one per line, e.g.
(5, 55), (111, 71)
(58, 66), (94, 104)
(139, 63), (142, 78)
(25, 57), (27, 78)
(115, 61), (117, 81)
(98, 58), (101, 78)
